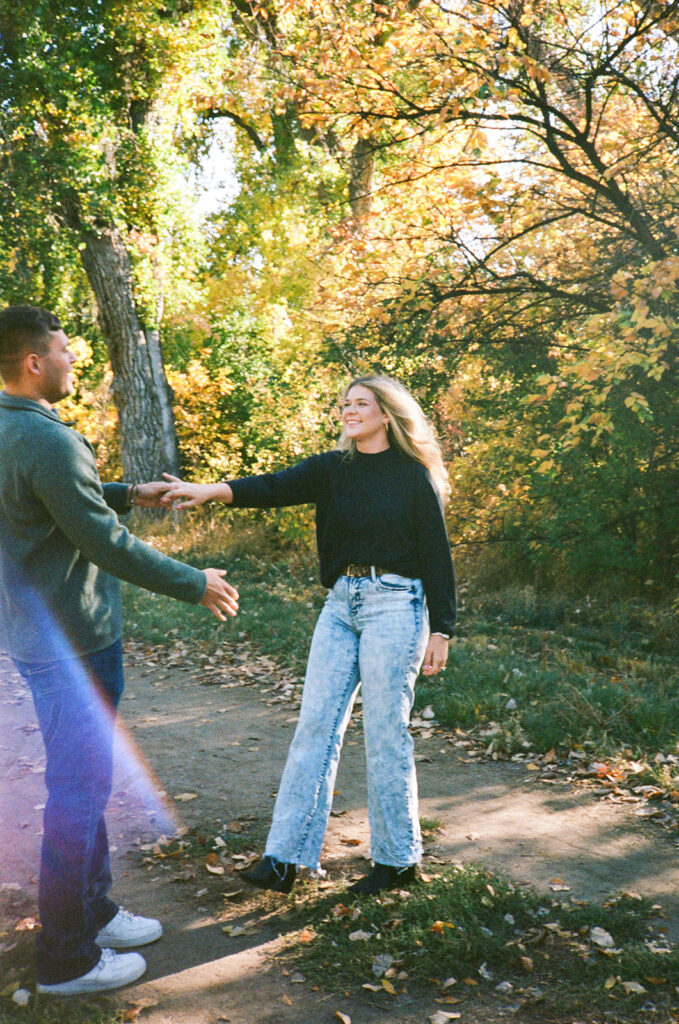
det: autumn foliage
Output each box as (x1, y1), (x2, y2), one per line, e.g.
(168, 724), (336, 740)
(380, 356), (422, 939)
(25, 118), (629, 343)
(0, 0), (677, 592)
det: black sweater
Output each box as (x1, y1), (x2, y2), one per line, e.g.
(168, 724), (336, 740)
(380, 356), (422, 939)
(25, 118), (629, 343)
(228, 447), (456, 635)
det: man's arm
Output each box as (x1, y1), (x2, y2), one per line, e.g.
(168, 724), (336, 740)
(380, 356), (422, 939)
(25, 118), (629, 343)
(32, 430), (237, 617)
(101, 483), (130, 514)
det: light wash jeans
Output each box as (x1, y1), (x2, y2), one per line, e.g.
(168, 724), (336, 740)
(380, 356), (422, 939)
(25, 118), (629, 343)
(265, 572), (429, 870)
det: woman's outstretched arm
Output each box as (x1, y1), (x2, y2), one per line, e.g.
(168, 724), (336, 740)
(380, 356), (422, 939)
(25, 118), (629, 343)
(158, 474), (234, 509)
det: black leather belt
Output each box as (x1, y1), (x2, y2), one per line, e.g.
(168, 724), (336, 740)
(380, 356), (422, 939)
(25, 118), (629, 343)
(343, 564), (388, 577)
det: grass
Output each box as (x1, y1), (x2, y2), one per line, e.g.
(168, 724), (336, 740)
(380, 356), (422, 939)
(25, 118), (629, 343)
(7, 521), (679, 1021)
(417, 586), (679, 757)
(136, 818), (269, 866)
(0, 891), (126, 1024)
(0, 821), (269, 1024)
(123, 519), (321, 676)
(284, 864), (679, 1018)
(123, 519), (679, 761)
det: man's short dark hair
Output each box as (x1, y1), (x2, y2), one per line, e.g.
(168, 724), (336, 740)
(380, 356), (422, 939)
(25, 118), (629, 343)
(0, 305), (62, 381)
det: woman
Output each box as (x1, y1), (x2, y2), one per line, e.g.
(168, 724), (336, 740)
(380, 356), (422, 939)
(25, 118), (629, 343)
(160, 375), (456, 895)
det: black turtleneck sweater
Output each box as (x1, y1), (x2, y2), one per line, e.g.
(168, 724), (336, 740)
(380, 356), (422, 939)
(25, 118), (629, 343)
(228, 447), (456, 635)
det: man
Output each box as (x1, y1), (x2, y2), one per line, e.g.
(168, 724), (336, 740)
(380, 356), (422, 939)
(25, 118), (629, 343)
(0, 305), (239, 995)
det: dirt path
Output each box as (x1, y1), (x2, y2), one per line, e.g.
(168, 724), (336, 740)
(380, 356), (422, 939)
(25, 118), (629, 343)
(2, 645), (679, 1022)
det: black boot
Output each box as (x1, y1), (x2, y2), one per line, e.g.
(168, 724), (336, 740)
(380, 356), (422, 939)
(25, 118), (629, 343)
(241, 855), (297, 894)
(348, 862), (417, 896)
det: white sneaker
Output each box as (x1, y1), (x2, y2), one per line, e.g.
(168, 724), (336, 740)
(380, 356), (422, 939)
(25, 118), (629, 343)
(37, 949), (146, 995)
(96, 907), (163, 948)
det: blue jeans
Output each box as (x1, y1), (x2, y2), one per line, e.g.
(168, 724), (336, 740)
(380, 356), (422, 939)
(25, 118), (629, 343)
(14, 640), (124, 984)
(265, 573), (428, 870)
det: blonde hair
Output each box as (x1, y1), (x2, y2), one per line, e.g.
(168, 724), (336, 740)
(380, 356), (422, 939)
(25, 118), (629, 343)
(338, 375), (451, 503)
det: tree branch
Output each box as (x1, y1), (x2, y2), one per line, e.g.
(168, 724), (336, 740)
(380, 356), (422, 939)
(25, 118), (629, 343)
(202, 107), (266, 152)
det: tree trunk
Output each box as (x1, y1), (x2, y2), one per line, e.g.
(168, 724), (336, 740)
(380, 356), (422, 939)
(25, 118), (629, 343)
(349, 137), (375, 223)
(79, 224), (180, 483)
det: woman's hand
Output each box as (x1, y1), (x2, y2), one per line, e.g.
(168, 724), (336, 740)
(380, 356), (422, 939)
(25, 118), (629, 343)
(421, 634), (449, 676)
(159, 474), (233, 509)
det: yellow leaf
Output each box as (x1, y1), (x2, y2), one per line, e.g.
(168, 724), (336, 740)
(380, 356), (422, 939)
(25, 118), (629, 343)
(381, 978), (397, 994)
(222, 924), (246, 936)
(431, 920), (455, 933)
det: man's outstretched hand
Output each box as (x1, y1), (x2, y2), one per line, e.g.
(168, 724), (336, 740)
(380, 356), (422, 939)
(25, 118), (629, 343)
(132, 481), (173, 507)
(200, 569), (239, 621)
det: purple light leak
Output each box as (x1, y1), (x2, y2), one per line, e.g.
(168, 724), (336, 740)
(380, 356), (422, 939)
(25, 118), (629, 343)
(0, 586), (177, 888)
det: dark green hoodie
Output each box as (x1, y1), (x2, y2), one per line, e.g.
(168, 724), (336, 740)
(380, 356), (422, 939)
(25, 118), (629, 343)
(0, 393), (205, 663)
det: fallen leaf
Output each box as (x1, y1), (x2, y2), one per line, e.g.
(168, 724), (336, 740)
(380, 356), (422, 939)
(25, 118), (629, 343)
(11, 989), (30, 1007)
(441, 977), (457, 989)
(282, 995), (292, 1006)
(334, 1013), (351, 1024)
(222, 924), (246, 937)
(429, 1012), (461, 1023)
(340, 837), (362, 846)
(174, 792), (198, 802)
(15, 916), (38, 931)
(290, 973), (306, 984)
(371, 952), (393, 977)
(590, 926), (615, 948)
(381, 978), (396, 994)
(520, 956), (534, 971)
(604, 975), (618, 990)
(349, 929), (372, 941)
(622, 980), (646, 994)
(205, 861), (225, 876)
(130, 998), (159, 1014)
(362, 983), (382, 992)
(297, 927), (316, 943)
